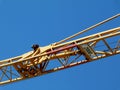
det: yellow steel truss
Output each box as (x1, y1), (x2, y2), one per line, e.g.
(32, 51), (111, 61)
(0, 27), (120, 85)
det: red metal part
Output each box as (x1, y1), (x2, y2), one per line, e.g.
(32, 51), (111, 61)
(46, 44), (78, 55)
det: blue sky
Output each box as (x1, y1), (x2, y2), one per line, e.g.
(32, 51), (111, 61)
(0, 0), (120, 90)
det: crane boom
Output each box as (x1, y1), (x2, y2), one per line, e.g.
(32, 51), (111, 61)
(0, 27), (120, 85)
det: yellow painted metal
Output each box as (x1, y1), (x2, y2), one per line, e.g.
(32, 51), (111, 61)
(0, 27), (119, 85)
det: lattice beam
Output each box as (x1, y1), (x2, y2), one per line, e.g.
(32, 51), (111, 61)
(0, 27), (120, 85)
